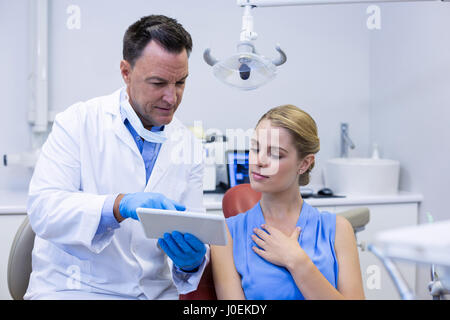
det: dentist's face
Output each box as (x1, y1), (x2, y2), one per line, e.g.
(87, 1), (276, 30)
(249, 119), (313, 193)
(120, 40), (189, 129)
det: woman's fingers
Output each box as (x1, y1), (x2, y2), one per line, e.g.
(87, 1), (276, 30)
(253, 227), (270, 240)
(251, 234), (266, 249)
(252, 245), (268, 259)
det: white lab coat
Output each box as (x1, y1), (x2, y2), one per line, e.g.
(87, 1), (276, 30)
(24, 88), (208, 300)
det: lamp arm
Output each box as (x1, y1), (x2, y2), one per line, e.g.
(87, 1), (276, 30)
(240, 5), (258, 41)
(237, 0), (440, 7)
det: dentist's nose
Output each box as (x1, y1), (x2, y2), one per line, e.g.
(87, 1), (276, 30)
(162, 85), (177, 106)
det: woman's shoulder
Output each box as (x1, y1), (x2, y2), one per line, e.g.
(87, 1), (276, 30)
(225, 211), (247, 229)
(225, 212), (247, 240)
(306, 203), (354, 243)
(334, 214), (354, 241)
(304, 201), (335, 221)
(226, 203), (260, 234)
(311, 204), (352, 234)
(303, 202), (337, 235)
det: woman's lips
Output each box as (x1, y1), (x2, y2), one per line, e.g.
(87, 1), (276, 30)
(252, 171), (269, 181)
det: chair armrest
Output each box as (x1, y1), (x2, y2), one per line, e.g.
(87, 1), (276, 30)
(337, 207), (370, 232)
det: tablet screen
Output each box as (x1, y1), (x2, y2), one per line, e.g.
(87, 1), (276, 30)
(136, 208), (228, 246)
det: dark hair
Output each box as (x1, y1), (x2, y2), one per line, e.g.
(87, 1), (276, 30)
(123, 15), (193, 67)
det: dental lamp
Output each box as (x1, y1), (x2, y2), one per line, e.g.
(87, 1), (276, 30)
(203, 0), (445, 90)
(204, 5), (286, 91)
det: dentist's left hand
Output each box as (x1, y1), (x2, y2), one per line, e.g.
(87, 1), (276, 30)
(113, 192), (186, 222)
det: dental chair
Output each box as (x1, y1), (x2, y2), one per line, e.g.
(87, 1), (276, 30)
(7, 216), (35, 300)
(180, 183), (370, 300)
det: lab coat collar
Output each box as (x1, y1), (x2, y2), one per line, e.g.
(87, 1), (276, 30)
(105, 88), (180, 190)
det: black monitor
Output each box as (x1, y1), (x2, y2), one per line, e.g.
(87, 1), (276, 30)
(226, 150), (250, 188)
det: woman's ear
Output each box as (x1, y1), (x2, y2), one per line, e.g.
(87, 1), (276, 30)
(298, 154), (315, 174)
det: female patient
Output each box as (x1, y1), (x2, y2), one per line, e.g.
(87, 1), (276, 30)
(211, 105), (365, 300)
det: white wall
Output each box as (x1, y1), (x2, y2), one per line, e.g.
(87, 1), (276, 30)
(369, 2), (450, 299)
(0, 0), (34, 191)
(0, 0), (372, 191)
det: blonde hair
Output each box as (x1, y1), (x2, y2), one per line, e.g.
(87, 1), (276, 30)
(256, 105), (320, 186)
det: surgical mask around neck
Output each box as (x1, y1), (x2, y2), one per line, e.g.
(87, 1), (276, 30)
(120, 88), (167, 144)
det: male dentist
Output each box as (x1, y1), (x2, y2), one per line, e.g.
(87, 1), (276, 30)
(25, 15), (207, 299)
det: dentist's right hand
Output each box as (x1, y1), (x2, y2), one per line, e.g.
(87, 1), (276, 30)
(114, 192), (186, 222)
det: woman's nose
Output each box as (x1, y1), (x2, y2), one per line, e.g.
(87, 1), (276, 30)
(256, 151), (270, 167)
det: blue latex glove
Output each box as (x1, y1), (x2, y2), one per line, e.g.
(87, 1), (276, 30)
(158, 231), (206, 272)
(119, 192), (185, 220)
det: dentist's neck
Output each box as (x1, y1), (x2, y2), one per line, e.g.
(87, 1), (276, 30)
(126, 87), (154, 131)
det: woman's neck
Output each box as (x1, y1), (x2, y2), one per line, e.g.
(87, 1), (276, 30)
(260, 185), (303, 222)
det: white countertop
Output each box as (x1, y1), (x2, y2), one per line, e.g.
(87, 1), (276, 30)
(203, 191), (423, 210)
(0, 190), (29, 214)
(0, 189), (423, 215)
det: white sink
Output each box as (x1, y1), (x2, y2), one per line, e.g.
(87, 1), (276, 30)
(325, 157), (400, 196)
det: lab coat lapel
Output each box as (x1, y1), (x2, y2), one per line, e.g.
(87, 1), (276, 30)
(106, 88), (142, 158)
(112, 114), (141, 158)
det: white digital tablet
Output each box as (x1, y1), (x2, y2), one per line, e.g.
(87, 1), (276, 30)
(136, 208), (228, 246)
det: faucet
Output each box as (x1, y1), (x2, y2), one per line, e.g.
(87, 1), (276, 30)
(340, 123), (355, 158)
